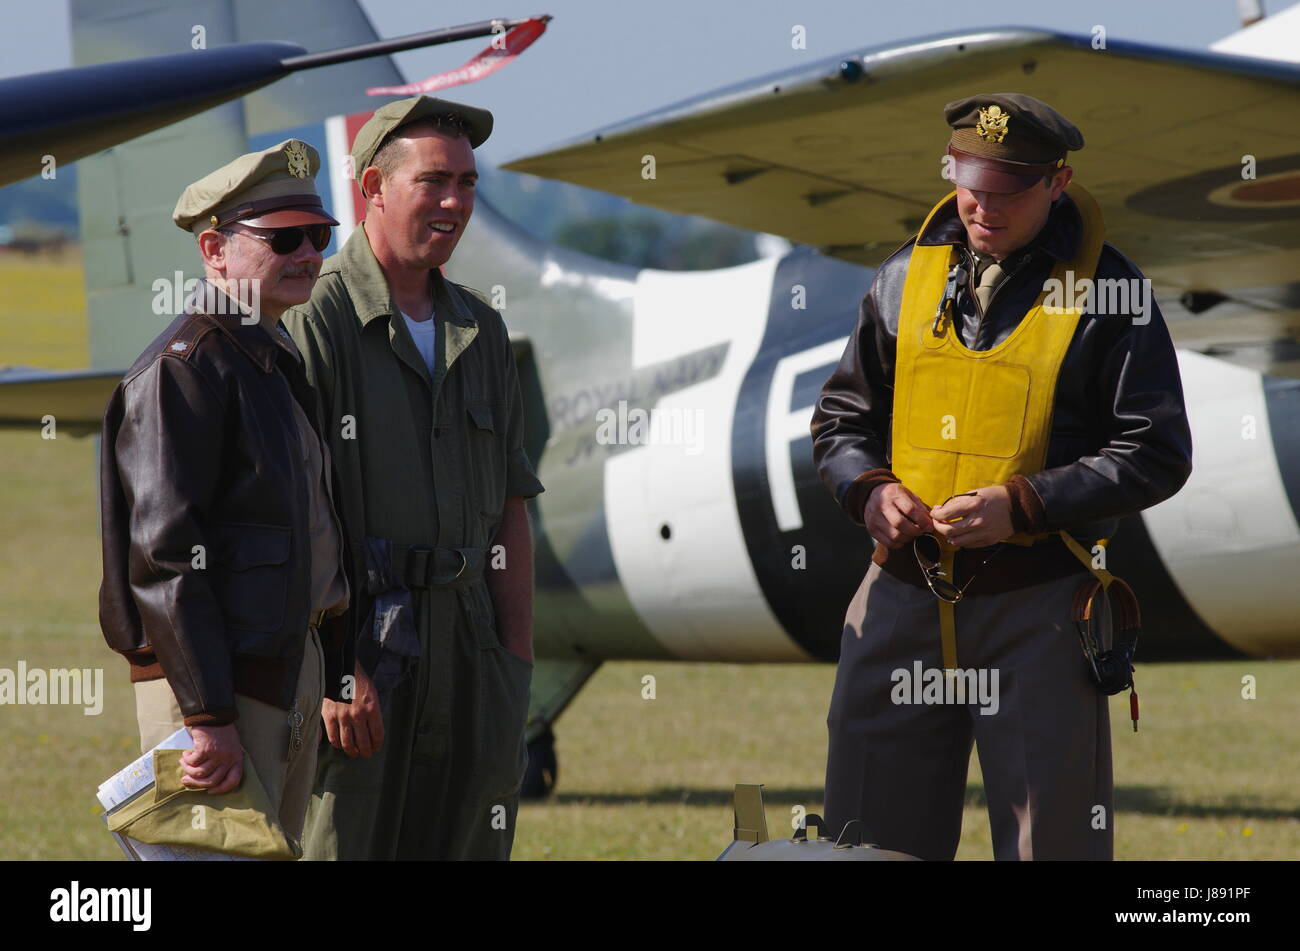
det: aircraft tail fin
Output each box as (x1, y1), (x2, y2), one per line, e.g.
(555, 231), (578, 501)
(70, 0), (405, 373)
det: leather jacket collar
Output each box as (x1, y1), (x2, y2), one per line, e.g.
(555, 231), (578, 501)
(183, 279), (286, 375)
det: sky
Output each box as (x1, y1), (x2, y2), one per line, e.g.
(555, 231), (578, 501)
(2, 0), (1297, 167)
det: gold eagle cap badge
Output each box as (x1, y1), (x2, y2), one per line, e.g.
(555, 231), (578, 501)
(976, 104), (1011, 144)
(285, 141), (311, 179)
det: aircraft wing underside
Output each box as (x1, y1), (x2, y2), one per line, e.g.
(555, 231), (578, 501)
(0, 367), (124, 436)
(0, 0), (407, 433)
(505, 28), (1300, 374)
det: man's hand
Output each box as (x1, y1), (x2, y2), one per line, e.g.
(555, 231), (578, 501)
(865, 482), (935, 549)
(182, 724), (243, 794)
(321, 661), (384, 758)
(930, 485), (1014, 548)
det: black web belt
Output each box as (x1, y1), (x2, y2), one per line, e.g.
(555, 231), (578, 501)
(393, 544), (486, 590)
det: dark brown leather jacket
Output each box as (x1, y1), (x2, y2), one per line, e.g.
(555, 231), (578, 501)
(99, 292), (354, 727)
(812, 192), (1193, 565)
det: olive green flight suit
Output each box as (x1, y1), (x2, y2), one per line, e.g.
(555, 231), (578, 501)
(283, 223), (544, 860)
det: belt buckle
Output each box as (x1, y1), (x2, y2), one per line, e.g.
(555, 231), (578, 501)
(448, 548), (468, 582)
(429, 548), (469, 586)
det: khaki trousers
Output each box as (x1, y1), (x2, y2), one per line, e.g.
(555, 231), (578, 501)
(824, 562), (1113, 861)
(134, 629), (325, 848)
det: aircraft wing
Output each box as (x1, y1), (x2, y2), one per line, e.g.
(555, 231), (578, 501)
(505, 27), (1300, 268)
(505, 28), (1300, 372)
(0, 367), (123, 436)
(69, 0), (407, 135)
(0, 0), (411, 431)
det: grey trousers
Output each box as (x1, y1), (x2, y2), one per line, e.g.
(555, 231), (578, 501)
(824, 562), (1113, 860)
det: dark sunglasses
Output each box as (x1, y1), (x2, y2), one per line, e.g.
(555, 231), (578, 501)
(223, 223), (332, 255)
(912, 492), (1004, 603)
(913, 533), (967, 603)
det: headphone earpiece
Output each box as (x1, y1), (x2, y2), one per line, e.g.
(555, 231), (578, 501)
(1073, 577), (1141, 696)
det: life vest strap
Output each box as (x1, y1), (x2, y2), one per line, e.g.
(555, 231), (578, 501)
(1057, 530), (1114, 590)
(939, 548), (958, 669)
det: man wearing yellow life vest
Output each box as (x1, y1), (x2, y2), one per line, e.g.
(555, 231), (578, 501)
(811, 93), (1193, 860)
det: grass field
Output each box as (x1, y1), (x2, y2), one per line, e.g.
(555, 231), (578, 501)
(1, 255), (1296, 860)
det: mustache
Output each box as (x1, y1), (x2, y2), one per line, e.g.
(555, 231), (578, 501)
(279, 266), (318, 278)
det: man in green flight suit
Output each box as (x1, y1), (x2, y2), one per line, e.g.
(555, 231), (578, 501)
(283, 96), (544, 860)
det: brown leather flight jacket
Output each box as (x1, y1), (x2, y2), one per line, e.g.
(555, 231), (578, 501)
(99, 298), (354, 727)
(812, 192), (1193, 587)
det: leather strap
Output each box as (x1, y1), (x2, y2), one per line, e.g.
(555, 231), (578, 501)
(1058, 529), (1142, 648)
(1063, 532), (1141, 718)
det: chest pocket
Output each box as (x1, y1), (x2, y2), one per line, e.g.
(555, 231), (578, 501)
(467, 401), (496, 435)
(465, 401), (507, 532)
(905, 353), (1029, 459)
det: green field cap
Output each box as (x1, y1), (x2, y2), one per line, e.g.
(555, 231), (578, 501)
(350, 95), (494, 185)
(106, 749), (299, 860)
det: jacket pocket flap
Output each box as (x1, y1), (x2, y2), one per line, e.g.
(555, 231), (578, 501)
(467, 402), (495, 433)
(221, 524), (291, 571)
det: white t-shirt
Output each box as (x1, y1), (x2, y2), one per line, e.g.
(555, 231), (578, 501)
(400, 309), (437, 375)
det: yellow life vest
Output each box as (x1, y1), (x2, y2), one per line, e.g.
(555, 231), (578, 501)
(890, 183), (1111, 668)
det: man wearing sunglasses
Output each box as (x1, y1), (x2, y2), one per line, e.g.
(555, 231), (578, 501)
(99, 140), (354, 853)
(283, 96), (544, 860)
(812, 95), (1192, 860)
